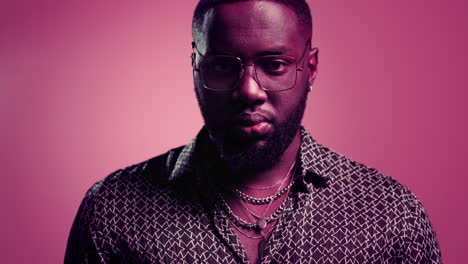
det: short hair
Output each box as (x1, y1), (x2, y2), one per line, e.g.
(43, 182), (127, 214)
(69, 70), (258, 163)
(192, 0), (312, 42)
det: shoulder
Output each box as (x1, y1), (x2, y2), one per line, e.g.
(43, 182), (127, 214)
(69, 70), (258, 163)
(66, 145), (193, 261)
(77, 145), (191, 230)
(305, 138), (424, 219)
(320, 148), (440, 262)
(77, 145), (188, 218)
(88, 145), (185, 195)
(299, 128), (418, 208)
(308, 141), (441, 260)
(316, 142), (407, 193)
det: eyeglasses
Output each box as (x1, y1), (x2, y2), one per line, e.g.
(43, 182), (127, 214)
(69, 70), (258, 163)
(192, 39), (311, 92)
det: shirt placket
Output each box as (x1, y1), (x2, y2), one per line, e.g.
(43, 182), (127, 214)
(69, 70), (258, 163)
(212, 201), (251, 264)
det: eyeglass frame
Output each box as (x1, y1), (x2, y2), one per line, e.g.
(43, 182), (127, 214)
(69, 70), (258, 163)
(191, 39), (312, 92)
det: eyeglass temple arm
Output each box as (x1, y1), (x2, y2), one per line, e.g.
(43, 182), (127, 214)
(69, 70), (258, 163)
(297, 39), (312, 72)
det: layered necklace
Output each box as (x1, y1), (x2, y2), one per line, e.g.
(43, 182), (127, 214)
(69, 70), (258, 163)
(219, 161), (297, 260)
(219, 160), (297, 234)
(233, 179), (295, 205)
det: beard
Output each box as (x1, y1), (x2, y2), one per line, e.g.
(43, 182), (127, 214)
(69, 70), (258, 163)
(195, 81), (308, 173)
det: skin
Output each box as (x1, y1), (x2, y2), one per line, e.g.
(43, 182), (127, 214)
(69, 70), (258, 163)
(192, 1), (318, 263)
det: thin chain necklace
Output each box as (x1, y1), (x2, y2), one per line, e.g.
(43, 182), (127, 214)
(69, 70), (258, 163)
(237, 173), (293, 229)
(234, 181), (294, 205)
(233, 161), (297, 205)
(219, 160), (296, 230)
(238, 181), (283, 190)
(219, 193), (290, 230)
(225, 162), (296, 261)
(226, 178), (286, 241)
(228, 218), (275, 240)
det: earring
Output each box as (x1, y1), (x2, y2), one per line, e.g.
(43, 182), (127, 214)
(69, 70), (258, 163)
(309, 85), (313, 92)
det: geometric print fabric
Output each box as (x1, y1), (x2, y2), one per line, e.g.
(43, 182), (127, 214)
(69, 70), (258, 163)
(65, 127), (441, 263)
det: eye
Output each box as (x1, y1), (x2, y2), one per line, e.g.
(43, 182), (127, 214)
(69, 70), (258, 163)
(258, 57), (293, 75)
(270, 61), (285, 70)
(208, 57), (239, 73)
(214, 62), (234, 72)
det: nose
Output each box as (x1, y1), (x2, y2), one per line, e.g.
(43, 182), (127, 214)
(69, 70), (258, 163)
(233, 65), (268, 105)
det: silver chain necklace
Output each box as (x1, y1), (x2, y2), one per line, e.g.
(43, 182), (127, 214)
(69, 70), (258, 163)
(233, 181), (294, 205)
(233, 161), (297, 205)
(219, 191), (290, 230)
(219, 160), (297, 230)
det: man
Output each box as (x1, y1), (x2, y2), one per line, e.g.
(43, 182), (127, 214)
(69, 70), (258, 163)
(65, 0), (441, 263)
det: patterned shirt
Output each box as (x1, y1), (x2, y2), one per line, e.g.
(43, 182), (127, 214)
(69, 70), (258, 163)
(65, 127), (441, 264)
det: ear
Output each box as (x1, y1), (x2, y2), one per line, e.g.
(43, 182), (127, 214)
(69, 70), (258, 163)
(191, 52), (196, 67)
(191, 41), (198, 69)
(308, 47), (319, 86)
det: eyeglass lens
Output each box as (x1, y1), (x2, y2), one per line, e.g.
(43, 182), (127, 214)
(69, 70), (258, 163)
(200, 55), (298, 91)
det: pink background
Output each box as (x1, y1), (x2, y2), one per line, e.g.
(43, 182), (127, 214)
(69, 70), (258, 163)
(1, 0), (467, 262)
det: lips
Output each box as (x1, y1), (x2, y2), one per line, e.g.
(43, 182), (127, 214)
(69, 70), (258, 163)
(230, 112), (273, 138)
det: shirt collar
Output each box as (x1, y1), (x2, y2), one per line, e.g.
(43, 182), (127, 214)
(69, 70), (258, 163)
(169, 126), (332, 192)
(296, 127), (331, 191)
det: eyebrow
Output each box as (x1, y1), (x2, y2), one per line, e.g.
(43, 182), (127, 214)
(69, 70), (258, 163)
(205, 46), (293, 57)
(254, 47), (291, 57)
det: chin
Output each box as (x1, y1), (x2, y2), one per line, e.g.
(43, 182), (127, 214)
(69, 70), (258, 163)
(209, 130), (281, 173)
(222, 146), (279, 173)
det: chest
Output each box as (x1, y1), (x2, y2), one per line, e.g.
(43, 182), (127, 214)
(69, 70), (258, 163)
(96, 190), (400, 264)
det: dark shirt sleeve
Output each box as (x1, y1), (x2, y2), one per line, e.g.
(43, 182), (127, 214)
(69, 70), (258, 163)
(401, 191), (442, 264)
(65, 185), (103, 264)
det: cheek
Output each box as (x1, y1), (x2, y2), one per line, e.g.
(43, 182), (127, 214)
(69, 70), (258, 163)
(194, 72), (232, 108)
(204, 92), (232, 112)
(196, 91), (232, 124)
(269, 87), (306, 119)
(271, 99), (294, 122)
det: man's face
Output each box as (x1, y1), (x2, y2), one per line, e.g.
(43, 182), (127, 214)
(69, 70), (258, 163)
(193, 1), (317, 172)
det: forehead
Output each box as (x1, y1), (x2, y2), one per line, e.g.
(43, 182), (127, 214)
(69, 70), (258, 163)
(199, 1), (304, 55)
